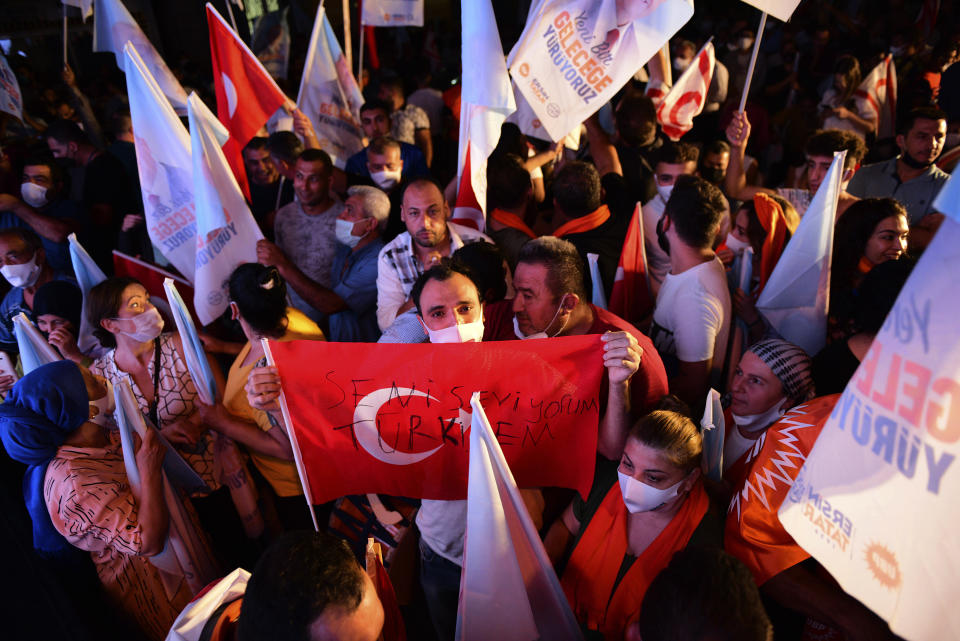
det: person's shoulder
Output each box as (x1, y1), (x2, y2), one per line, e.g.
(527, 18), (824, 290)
(400, 141), (426, 161)
(380, 231), (410, 255)
(275, 200), (301, 220)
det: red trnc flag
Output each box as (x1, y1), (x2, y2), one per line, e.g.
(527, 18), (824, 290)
(451, 140), (483, 230)
(268, 337), (604, 504)
(608, 204), (654, 325)
(655, 40), (715, 140)
(854, 54), (897, 139)
(206, 3), (289, 199)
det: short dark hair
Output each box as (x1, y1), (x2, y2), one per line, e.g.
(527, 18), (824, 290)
(551, 161), (601, 218)
(0, 227), (43, 253)
(228, 264), (288, 339)
(656, 141), (699, 167)
(22, 153), (66, 188)
(87, 277), (142, 349)
(267, 131), (303, 165)
(367, 136), (401, 156)
(614, 94), (658, 146)
(639, 547), (772, 641)
(517, 236), (587, 301)
(453, 241), (507, 304)
(703, 140), (731, 158)
(411, 259), (482, 315)
(663, 175), (726, 249)
(244, 136), (270, 154)
(897, 106), (948, 136)
(360, 99), (392, 117)
(108, 111), (132, 139)
(237, 532), (367, 641)
(805, 129), (866, 169)
(45, 119), (91, 146)
(297, 148), (333, 176)
(486, 153), (531, 211)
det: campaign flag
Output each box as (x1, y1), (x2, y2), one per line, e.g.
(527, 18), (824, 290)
(737, 0), (802, 22)
(94, 0), (188, 114)
(252, 8), (291, 82)
(207, 2), (290, 199)
(0, 52), (23, 121)
(13, 313), (61, 374)
(656, 40), (714, 140)
(452, 0), (517, 231)
(68, 233), (107, 355)
(123, 43), (198, 284)
(165, 569), (250, 641)
(854, 54), (897, 140)
(507, 0), (693, 141)
(296, 5), (365, 169)
(268, 337), (605, 504)
(700, 388), (724, 482)
(186, 92), (264, 325)
(361, 0), (424, 27)
(164, 279), (218, 404)
(756, 151), (845, 356)
(458, 393), (583, 640)
(506, 84), (581, 150)
(778, 171), (960, 641)
(62, 0), (93, 21)
(587, 253), (607, 309)
(608, 204), (654, 325)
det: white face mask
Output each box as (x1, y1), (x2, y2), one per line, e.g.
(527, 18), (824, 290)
(21, 182), (48, 208)
(335, 218), (367, 248)
(724, 232), (753, 254)
(423, 318), (485, 344)
(512, 295), (569, 340)
(618, 471), (686, 513)
(115, 307), (164, 343)
(732, 396), (788, 433)
(0, 251), (41, 288)
(89, 379), (115, 427)
(656, 183), (673, 204)
(673, 57), (691, 72)
(370, 168), (402, 190)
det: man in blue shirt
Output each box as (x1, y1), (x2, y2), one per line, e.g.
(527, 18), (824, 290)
(345, 101), (429, 185)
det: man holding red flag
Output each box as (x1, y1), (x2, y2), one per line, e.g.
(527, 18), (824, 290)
(207, 3), (290, 199)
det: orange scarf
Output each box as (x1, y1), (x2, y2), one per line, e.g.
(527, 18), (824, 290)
(857, 255), (875, 276)
(562, 480), (709, 639)
(554, 205), (611, 238)
(489, 208), (537, 239)
(754, 193), (790, 295)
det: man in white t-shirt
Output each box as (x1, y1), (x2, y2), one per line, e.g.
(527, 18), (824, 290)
(650, 174), (731, 409)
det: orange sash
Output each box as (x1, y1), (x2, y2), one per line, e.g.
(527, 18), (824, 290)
(754, 193), (791, 295)
(554, 204), (611, 238)
(206, 598), (242, 641)
(562, 480), (709, 639)
(489, 208), (537, 239)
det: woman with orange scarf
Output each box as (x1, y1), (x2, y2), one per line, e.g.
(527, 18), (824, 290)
(545, 410), (721, 640)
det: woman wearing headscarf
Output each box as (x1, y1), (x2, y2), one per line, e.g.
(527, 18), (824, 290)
(0, 361), (194, 640)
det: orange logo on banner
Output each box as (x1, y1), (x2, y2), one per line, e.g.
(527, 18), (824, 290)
(518, 63), (530, 77)
(865, 541), (902, 589)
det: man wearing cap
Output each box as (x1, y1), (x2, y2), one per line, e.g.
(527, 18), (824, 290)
(723, 338), (815, 490)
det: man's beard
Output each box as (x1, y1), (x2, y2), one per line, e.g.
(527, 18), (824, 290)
(900, 151), (935, 170)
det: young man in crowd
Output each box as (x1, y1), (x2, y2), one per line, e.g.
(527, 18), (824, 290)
(345, 101), (429, 185)
(378, 76), (433, 167)
(243, 137), (287, 236)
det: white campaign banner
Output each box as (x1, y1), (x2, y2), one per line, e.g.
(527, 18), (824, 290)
(507, 0), (692, 141)
(738, 0), (802, 22)
(778, 171), (960, 641)
(297, 5), (365, 169)
(187, 93), (263, 325)
(0, 52), (23, 121)
(361, 0), (424, 27)
(123, 43), (197, 283)
(95, 0), (188, 114)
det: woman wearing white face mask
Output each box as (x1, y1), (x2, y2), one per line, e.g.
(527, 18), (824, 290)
(546, 408), (720, 640)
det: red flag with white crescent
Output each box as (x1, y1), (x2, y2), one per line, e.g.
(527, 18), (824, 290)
(854, 54), (897, 139)
(608, 203), (654, 324)
(269, 337), (604, 504)
(655, 41), (715, 140)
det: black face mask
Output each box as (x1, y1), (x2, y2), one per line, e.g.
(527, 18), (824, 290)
(899, 152), (933, 170)
(656, 216), (671, 255)
(700, 167), (726, 185)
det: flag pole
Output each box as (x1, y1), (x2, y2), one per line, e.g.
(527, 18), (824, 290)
(737, 11), (767, 113)
(342, 0), (353, 78)
(225, 0), (242, 37)
(358, 25), (365, 83)
(62, 4), (68, 67)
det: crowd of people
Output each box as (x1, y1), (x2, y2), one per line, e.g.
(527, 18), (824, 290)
(0, 0), (957, 640)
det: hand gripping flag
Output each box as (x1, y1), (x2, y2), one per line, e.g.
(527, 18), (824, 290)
(756, 151), (845, 356)
(68, 233), (107, 355)
(207, 3), (290, 199)
(0, 52), (23, 121)
(123, 43), (198, 284)
(457, 393), (583, 641)
(297, 5), (365, 169)
(778, 168), (960, 641)
(608, 204), (654, 325)
(854, 54), (898, 140)
(186, 92), (264, 325)
(656, 40), (715, 140)
(163, 278), (218, 404)
(452, 0), (517, 231)
(13, 313), (61, 374)
(94, 0), (188, 114)
(507, 0), (693, 141)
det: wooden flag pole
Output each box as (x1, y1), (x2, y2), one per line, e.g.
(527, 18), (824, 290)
(737, 11), (768, 113)
(342, 0), (353, 78)
(62, 4), (68, 66)
(358, 25), (365, 83)
(225, 0), (242, 37)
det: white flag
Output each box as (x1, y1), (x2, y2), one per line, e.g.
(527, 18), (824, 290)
(855, 54), (898, 139)
(588, 252), (607, 309)
(756, 151), (845, 356)
(458, 393), (583, 640)
(656, 40), (715, 140)
(0, 52), (23, 121)
(738, 0), (801, 22)
(297, 5), (365, 169)
(779, 171), (960, 641)
(62, 0), (93, 21)
(123, 43), (198, 283)
(95, 0), (188, 114)
(505, 84), (581, 149)
(67, 233), (107, 355)
(361, 0), (424, 27)
(507, 0), (693, 141)
(187, 92), (264, 325)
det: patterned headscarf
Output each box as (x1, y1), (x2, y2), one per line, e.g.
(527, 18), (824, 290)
(747, 338), (815, 402)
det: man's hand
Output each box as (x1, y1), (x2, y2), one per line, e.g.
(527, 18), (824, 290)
(246, 366), (282, 411)
(121, 213), (145, 232)
(602, 331), (642, 385)
(256, 239), (291, 271)
(725, 111), (752, 148)
(61, 64), (77, 88)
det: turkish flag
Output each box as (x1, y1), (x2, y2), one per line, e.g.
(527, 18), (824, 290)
(608, 204), (654, 324)
(268, 336), (605, 505)
(206, 3), (288, 199)
(656, 41), (715, 140)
